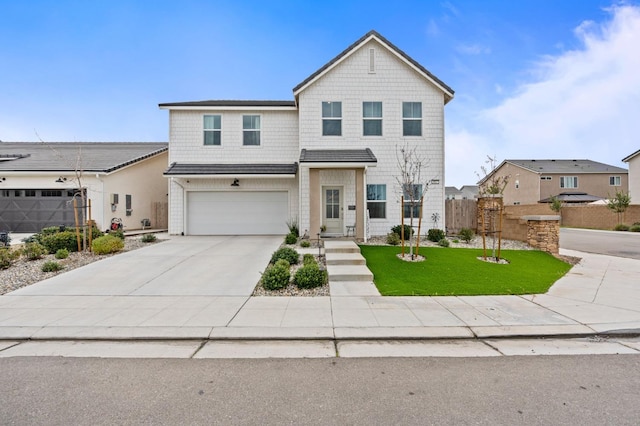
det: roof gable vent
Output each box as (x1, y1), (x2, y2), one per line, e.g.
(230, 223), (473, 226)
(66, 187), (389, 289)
(369, 48), (375, 73)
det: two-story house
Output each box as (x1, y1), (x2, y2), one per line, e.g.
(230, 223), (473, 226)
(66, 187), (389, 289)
(478, 159), (628, 205)
(622, 149), (640, 204)
(160, 31), (454, 239)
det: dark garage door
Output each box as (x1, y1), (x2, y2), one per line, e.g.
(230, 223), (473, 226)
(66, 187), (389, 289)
(0, 189), (78, 233)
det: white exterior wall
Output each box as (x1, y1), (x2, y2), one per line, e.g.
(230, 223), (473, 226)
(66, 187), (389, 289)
(297, 39), (446, 235)
(628, 155), (640, 204)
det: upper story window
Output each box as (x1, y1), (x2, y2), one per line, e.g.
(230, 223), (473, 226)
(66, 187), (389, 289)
(366, 184), (386, 219)
(560, 176), (578, 189)
(402, 102), (422, 136)
(243, 115), (261, 146)
(540, 176), (552, 181)
(322, 101), (342, 136)
(363, 102), (382, 136)
(203, 115), (221, 146)
(610, 176), (621, 186)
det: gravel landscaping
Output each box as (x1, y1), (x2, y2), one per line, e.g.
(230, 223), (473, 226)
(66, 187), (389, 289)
(0, 237), (162, 295)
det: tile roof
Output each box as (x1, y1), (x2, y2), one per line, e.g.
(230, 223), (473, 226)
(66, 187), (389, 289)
(299, 149), (377, 163)
(539, 192), (604, 203)
(506, 159), (627, 174)
(293, 30), (454, 101)
(159, 100), (296, 108)
(163, 163), (298, 176)
(0, 142), (168, 173)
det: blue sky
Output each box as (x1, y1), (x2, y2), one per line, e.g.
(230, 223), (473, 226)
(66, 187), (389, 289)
(1, 0), (639, 187)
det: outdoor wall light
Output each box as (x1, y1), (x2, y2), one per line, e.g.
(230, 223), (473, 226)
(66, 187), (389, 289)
(55, 177), (67, 183)
(0, 177), (5, 182)
(231, 178), (240, 187)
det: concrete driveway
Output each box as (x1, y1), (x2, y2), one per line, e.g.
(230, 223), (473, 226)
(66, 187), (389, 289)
(10, 236), (282, 297)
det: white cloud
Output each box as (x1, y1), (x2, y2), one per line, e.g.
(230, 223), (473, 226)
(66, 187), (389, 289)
(455, 43), (491, 55)
(481, 4), (640, 168)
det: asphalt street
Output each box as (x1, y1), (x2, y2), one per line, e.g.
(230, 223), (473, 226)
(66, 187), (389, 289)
(560, 228), (640, 259)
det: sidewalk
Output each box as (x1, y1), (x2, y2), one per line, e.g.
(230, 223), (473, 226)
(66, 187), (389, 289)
(0, 245), (638, 342)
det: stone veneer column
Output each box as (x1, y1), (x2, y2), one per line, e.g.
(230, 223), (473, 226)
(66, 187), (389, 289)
(355, 168), (364, 240)
(309, 168), (320, 236)
(522, 215), (560, 255)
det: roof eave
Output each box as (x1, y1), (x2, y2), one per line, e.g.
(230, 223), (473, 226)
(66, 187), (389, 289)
(300, 161), (377, 168)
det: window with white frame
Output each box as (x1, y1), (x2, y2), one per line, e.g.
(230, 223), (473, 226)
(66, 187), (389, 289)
(609, 176), (621, 186)
(402, 102), (422, 136)
(322, 102), (342, 136)
(203, 115), (221, 145)
(242, 115), (261, 146)
(403, 184), (423, 217)
(560, 176), (578, 189)
(363, 102), (382, 136)
(366, 184), (386, 219)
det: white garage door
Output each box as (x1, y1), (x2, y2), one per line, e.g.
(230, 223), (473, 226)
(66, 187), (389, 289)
(187, 191), (289, 235)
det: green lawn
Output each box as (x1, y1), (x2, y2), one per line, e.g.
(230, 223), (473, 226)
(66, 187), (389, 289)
(358, 246), (573, 296)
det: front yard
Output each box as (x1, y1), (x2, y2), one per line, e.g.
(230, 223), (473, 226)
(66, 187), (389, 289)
(359, 245), (573, 296)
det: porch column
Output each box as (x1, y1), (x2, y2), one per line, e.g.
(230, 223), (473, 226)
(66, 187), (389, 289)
(355, 168), (365, 240)
(309, 168), (320, 236)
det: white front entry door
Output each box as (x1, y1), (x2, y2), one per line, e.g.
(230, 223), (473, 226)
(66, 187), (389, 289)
(323, 187), (343, 234)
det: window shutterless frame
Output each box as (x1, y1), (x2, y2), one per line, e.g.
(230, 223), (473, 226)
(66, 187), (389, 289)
(322, 101), (342, 136)
(402, 102), (422, 136)
(363, 102), (382, 136)
(242, 115), (261, 146)
(203, 115), (221, 146)
(366, 184), (386, 219)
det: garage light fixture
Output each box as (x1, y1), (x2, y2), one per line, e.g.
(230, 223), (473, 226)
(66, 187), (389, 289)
(55, 177), (67, 183)
(231, 179), (240, 187)
(0, 177), (5, 182)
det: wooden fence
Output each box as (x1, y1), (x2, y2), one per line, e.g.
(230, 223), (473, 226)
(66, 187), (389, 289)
(150, 201), (168, 229)
(445, 199), (477, 235)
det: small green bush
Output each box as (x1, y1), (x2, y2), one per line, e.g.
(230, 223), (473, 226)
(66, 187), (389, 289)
(92, 235), (124, 255)
(391, 225), (413, 240)
(40, 231), (78, 253)
(294, 263), (327, 289)
(427, 228), (446, 242)
(261, 259), (291, 290)
(438, 238), (450, 247)
(302, 253), (316, 265)
(109, 229), (125, 240)
(0, 248), (20, 270)
(453, 239), (460, 243)
(22, 242), (48, 260)
(286, 218), (299, 237)
(55, 248), (69, 259)
(630, 224), (640, 232)
(614, 223), (630, 231)
(40, 226), (63, 236)
(141, 233), (157, 243)
(300, 240), (311, 248)
(459, 228), (474, 243)
(386, 232), (400, 245)
(41, 260), (63, 272)
(284, 233), (298, 244)
(270, 247), (299, 265)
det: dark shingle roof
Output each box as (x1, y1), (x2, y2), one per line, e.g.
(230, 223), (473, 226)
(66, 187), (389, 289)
(539, 192), (604, 203)
(506, 159), (627, 174)
(0, 142), (168, 173)
(159, 100), (296, 108)
(622, 149), (640, 162)
(163, 163), (298, 176)
(293, 30), (454, 100)
(299, 149), (377, 163)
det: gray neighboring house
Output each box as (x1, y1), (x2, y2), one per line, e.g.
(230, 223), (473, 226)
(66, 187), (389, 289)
(445, 185), (477, 200)
(0, 142), (168, 232)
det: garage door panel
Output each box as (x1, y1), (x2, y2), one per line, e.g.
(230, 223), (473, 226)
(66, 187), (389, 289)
(187, 191), (288, 235)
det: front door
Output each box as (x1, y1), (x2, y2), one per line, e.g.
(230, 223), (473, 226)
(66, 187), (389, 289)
(323, 187), (343, 234)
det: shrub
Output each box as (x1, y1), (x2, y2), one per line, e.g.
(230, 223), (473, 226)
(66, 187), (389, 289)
(92, 235), (124, 255)
(614, 223), (630, 231)
(141, 233), (157, 243)
(300, 240), (311, 248)
(284, 233), (298, 245)
(302, 253), (316, 265)
(40, 226), (63, 236)
(0, 248), (20, 270)
(0, 232), (11, 246)
(286, 218), (299, 237)
(261, 259), (291, 290)
(438, 238), (450, 247)
(453, 239), (460, 243)
(55, 248), (69, 259)
(427, 228), (446, 242)
(109, 229), (125, 240)
(630, 224), (640, 232)
(391, 225), (413, 240)
(40, 231), (78, 253)
(22, 242), (47, 260)
(270, 247), (299, 265)
(90, 226), (104, 241)
(294, 263), (327, 289)
(459, 228), (474, 244)
(41, 260), (63, 273)
(386, 232), (400, 245)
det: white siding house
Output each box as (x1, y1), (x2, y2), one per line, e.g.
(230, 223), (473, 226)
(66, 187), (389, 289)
(160, 31), (454, 238)
(623, 149), (640, 204)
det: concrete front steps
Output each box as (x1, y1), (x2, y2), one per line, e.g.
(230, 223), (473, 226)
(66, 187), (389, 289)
(324, 240), (380, 296)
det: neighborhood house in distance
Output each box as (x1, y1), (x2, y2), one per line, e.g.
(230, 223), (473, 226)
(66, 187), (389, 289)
(160, 30), (454, 239)
(478, 159), (629, 206)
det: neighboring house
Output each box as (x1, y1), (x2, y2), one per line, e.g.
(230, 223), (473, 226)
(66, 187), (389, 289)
(459, 185), (478, 200)
(478, 159), (628, 206)
(622, 149), (640, 204)
(160, 30), (454, 239)
(445, 186), (462, 200)
(0, 142), (168, 232)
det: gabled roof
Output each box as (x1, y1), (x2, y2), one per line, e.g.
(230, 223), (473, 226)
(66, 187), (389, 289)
(0, 142), (168, 173)
(159, 100), (297, 109)
(163, 163), (298, 176)
(505, 159), (627, 174)
(622, 149), (640, 162)
(293, 30), (454, 103)
(299, 149), (377, 164)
